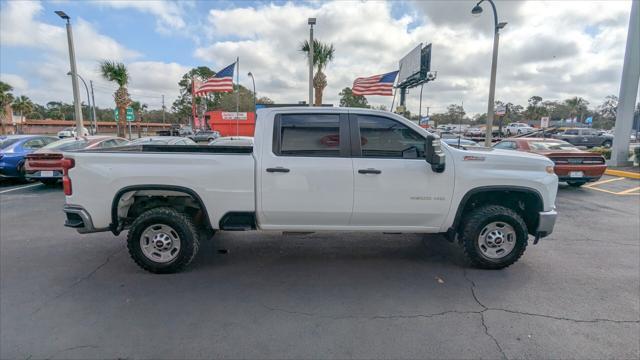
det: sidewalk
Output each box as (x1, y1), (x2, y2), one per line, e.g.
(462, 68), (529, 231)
(605, 165), (640, 179)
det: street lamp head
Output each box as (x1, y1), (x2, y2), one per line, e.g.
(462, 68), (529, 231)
(471, 4), (483, 16)
(66, 71), (72, 76)
(308, 17), (316, 25)
(55, 10), (70, 21)
(497, 22), (507, 29)
(247, 72), (253, 77)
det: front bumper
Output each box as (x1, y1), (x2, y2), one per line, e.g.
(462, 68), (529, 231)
(534, 209), (557, 243)
(63, 205), (107, 234)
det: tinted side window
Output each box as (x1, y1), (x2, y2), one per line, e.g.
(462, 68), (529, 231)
(494, 141), (516, 150)
(276, 114), (341, 157)
(564, 129), (578, 135)
(23, 139), (45, 149)
(356, 115), (425, 158)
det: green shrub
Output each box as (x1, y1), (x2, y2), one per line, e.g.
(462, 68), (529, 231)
(589, 147), (611, 159)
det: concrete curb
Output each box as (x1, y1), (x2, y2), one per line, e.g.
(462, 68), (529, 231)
(605, 169), (640, 179)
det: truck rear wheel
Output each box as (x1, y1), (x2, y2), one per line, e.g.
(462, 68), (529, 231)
(459, 205), (528, 269)
(127, 207), (200, 274)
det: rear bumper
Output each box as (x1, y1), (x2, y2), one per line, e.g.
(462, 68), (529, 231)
(535, 209), (557, 243)
(25, 170), (63, 179)
(63, 205), (108, 234)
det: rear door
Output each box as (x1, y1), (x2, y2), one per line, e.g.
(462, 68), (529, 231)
(259, 112), (354, 228)
(349, 113), (454, 230)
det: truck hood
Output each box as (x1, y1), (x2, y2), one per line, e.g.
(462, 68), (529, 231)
(445, 145), (554, 174)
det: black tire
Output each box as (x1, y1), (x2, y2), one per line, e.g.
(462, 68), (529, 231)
(207, 137), (215, 142)
(459, 205), (528, 270)
(40, 179), (58, 186)
(601, 140), (612, 148)
(567, 181), (586, 187)
(127, 207), (200, 274)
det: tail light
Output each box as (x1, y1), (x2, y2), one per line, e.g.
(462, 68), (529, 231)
(61, 158), (75, 196)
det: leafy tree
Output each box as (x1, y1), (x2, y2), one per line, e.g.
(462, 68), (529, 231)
(338, 87), (368, 108)
(525, 96), (546, 120)
(99, 60), (131, 137)
(564, 96), (589, 122)
(172, 66), (216, 123)
(0, 81), (14, 135)
(12, 95), (33, 133)
(301, 39), (335, 106)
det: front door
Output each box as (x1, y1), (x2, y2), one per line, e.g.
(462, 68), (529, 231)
(259, 112), (354, 229)
(349, 113), (454, 230)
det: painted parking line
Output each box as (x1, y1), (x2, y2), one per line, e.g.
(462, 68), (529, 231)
(584, 177), (626, 187)
(617, 186), (640, 195)
(0, 183), (43, 194)
(583, 177), (640, 196)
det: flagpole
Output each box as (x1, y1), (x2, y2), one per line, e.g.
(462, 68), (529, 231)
(191, 76), (196, 130)
(390, 65), (401, 112)
(235, 57), (239, 136)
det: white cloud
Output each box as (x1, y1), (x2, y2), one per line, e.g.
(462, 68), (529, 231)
(194, 0), (633, 115)
(96, 0), (188, 34)
(0, 1), (139, 60)
(0, 74), (29, 93)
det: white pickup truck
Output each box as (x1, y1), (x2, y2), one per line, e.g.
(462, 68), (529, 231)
(62, 107), (558, 273)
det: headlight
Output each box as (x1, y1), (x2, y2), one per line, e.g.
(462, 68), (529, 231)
(545, 165), (555, 174)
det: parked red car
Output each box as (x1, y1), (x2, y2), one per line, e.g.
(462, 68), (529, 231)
(494, 138), (607, 187)
(25, 136), (128, 185)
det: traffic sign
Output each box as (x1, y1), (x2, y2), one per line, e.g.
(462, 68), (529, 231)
(114, 107), (135, 121)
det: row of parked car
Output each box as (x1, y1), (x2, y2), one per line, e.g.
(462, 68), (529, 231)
(427, 130), (608, 188)
(0, 133), (255, 185)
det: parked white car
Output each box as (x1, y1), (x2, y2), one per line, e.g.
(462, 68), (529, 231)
(57, 127), (89, 138)
(503, 123), (535, 136)
(62, 107), (558, 273)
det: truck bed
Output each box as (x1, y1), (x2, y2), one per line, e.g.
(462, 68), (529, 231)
(63, 148), (256, 230)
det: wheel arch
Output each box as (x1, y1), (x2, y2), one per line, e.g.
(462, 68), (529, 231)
(450, 186), (544, 238)
(110, 185), (212, 235)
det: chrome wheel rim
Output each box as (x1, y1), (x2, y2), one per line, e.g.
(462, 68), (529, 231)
(140, 224), (181, 263)
(477, 221), (516, 260)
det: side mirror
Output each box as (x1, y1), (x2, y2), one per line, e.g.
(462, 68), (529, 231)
(425, 136), (446, 173)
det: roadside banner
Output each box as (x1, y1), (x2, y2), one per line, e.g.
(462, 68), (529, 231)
(540, 116), (550, 128)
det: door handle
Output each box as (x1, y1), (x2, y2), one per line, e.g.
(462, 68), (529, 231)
(266, 167), (290, 173)
(358, 168), (382, 174)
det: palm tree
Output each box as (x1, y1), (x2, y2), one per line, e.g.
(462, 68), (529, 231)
(301, 39), (335, 106)
(0, 81), (14, 135)
(12, 95), (33, 134)
(565, 96), (589, 122)
(0, 81), (13, 135)
(99, 60), (130, 137)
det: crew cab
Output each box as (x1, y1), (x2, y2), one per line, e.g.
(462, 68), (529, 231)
(554, 128), (613, 148)
(62, 108), (558, 273)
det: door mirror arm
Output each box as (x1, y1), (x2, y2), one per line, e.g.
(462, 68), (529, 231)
(425, 136), (446, 173)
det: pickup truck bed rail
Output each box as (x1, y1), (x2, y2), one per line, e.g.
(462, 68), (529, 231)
(80, 144), (253, 154)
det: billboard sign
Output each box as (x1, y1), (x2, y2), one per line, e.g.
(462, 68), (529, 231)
(398, 44), (422, 86)
(221, 112), (248, 120)
(495, 105), (506, 116)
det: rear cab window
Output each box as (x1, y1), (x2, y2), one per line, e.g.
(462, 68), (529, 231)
(273, 113), (348, 157)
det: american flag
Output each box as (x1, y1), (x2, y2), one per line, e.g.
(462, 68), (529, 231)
(352, 70), (399, 96)
(194, 62), (235, 95)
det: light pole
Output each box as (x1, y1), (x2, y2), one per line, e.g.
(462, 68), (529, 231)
(67, 72), (94, 135)
(247, 72), (256, 112)
(471, 0), (506, 147)
(308, 18), (316, 107)
(55, 11), (83, 132)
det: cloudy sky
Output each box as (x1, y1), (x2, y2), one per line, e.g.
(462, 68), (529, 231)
(0, 0), (634, 115)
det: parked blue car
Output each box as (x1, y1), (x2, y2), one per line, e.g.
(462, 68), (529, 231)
(0, 135), (59, 178)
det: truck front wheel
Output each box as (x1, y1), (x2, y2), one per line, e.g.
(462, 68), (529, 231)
(459, 205), (528, 269)
(127, 207), (200, 274)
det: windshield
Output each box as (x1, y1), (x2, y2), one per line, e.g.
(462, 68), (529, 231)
(528, 141), (577, 151)
(0, 138), (20, 150)
(42, 138), (90, 151)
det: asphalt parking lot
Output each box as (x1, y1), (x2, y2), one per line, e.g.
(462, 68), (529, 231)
(1, 177), (639, 359)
